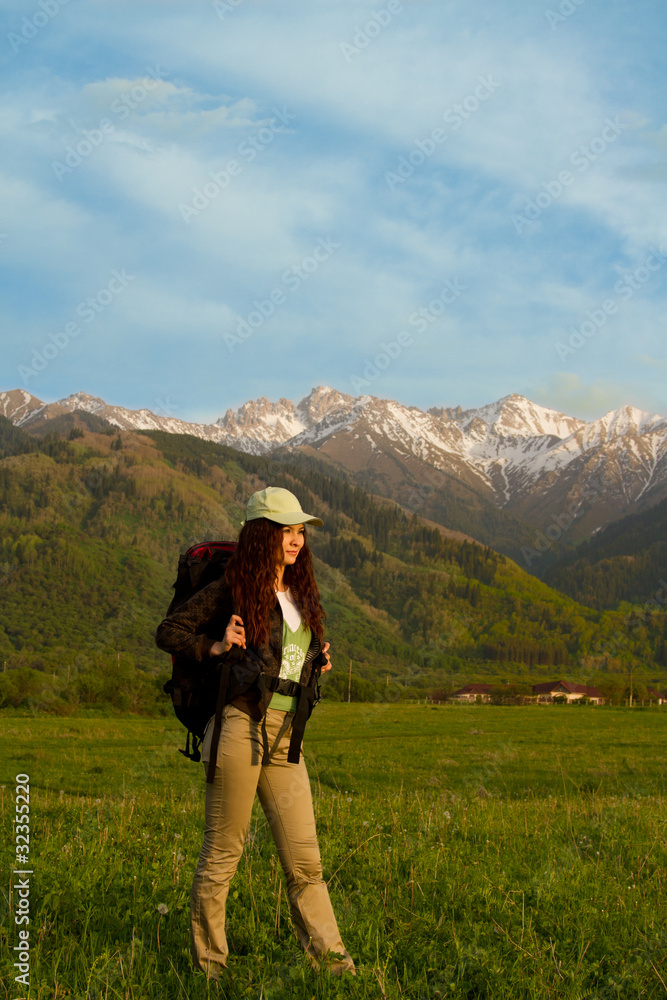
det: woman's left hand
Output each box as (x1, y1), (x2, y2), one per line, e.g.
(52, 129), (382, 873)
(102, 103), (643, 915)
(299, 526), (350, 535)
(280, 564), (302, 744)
(321, 642), (332, 673)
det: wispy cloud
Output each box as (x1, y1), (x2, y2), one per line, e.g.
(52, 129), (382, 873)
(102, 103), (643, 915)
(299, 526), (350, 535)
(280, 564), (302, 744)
(636, 354), (667, 368)
(528, 372), (666, 421)
(1, 0), (666, 420)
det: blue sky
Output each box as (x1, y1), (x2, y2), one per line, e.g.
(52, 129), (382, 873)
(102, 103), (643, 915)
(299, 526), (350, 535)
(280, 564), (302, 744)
(1, 0), (666, 423)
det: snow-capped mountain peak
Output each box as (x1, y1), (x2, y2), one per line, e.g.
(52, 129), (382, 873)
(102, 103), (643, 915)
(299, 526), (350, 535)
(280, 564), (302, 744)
(0, 389), (44, 425)
(582, 405), (667, 446)
(2, 385), (666, 530)
(441, 393), (584, 441)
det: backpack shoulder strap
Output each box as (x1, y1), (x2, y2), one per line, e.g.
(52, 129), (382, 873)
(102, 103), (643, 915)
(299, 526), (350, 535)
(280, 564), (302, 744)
(205, 656), (231, 783)
(205, 640), (266, 782)
(287, 681), (320, 763)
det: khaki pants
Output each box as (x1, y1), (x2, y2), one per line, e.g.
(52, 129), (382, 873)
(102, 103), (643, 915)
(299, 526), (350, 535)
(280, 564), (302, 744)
(191, 705), (355, 978)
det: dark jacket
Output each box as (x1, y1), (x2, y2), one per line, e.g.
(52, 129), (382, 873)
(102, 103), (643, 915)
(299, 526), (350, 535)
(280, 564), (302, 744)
(155, 577), (324, 719)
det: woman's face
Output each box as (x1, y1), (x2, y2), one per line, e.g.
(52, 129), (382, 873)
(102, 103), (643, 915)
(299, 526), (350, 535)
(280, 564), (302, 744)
(277, 523), (305, 567)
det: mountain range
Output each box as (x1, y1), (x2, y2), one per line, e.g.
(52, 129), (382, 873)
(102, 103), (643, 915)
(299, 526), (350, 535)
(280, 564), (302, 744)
(1, 411), (665, 712)
(2, 386), (666, 565)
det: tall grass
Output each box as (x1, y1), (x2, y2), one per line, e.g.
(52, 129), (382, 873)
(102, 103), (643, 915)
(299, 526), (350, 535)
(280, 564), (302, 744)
(1, 704), (666, 998)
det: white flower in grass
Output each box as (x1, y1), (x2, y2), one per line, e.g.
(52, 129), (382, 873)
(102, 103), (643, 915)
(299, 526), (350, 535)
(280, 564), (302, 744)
(157, 903), (169, 915)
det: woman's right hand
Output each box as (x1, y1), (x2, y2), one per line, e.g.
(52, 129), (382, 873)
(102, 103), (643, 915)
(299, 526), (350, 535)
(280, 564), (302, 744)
(210, 614), (246, 656)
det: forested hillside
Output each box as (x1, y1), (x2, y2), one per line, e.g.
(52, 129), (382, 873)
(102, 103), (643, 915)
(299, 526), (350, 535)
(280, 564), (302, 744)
(0, 415), (665, 713)
(542, 497), (667, 610)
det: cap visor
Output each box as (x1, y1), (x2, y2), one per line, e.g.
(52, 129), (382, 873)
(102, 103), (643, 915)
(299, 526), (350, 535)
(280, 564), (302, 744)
(264, 511), (323, 527)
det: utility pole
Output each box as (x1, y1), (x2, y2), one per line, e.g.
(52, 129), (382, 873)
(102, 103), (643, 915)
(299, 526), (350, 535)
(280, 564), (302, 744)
(629, 663), (634, 708)
(347, 660), (352, 703)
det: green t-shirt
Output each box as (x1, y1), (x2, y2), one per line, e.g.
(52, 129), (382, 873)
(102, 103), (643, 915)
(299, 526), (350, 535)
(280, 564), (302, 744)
(270, 617), (312, 713)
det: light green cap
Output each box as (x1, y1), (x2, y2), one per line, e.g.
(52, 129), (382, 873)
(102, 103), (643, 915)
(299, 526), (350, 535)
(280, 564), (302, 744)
(241, 487), (323, 527)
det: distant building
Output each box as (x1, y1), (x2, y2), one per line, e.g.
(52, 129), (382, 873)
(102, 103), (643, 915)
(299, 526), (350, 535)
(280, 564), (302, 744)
(532, 680), (604, 705)
(450, 683), (495, 703)
(646, 688), (667, 705)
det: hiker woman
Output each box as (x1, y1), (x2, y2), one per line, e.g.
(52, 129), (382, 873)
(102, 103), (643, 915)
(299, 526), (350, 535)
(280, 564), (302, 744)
(155, 487), (355, 979)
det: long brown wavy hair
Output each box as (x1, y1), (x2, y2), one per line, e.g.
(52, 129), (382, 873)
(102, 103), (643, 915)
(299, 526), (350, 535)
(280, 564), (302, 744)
(224, 517), (325, 647)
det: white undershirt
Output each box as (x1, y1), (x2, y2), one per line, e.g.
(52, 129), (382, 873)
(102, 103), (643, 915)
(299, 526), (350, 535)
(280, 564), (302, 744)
(276, 588), (302, 632)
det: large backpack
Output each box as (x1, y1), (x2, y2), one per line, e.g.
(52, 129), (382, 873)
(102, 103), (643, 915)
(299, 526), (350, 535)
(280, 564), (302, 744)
(162, 540), (323, 782)
(162, 540), (237, 763)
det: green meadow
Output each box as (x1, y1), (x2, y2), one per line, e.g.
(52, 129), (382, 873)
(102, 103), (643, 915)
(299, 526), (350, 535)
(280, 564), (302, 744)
(1, 704), (666, 1000)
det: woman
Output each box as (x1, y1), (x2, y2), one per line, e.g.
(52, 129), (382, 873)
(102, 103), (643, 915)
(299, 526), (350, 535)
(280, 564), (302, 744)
(155, 486), (355, 979)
